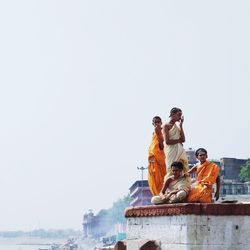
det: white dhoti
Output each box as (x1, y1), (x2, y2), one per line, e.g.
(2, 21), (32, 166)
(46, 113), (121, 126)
(164, 124), (189, 178)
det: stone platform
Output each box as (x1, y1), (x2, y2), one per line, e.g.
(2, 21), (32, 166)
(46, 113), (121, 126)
(123, 203), (250, 250)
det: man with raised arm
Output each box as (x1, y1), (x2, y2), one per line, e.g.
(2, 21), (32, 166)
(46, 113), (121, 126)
(163, 107), (189, 177)
(187, 148), (220, 203)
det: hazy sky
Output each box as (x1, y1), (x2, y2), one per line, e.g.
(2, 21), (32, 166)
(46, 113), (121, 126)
(0, 0), (249, 230)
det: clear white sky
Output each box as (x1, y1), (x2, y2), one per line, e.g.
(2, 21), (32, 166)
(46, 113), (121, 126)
(0, 0), (249, 230)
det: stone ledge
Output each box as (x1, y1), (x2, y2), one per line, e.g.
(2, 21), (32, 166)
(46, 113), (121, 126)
(124, 203), (250, 217)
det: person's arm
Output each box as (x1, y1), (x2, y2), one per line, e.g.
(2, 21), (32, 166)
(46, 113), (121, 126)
(185, 165), (197, 176)
(179, 116), (185, 143)
(159, 178), (172, 199)
(214, 176), (221, 201)
(163, 124), (182, 145)
(155, 124), (164, 150)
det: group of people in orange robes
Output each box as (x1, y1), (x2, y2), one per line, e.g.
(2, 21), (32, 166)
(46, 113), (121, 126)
(148, 107), (220, 204)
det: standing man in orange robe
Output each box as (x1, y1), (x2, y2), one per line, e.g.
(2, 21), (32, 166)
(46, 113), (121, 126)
(148, 116), (167, 195)
(187, 148), (220, 203)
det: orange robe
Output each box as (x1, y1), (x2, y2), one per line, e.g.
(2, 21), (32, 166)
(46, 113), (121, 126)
(188, 161), (220, 203)
(148, 132), (167, 195)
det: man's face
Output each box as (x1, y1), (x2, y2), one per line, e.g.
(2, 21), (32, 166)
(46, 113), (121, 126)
(152, 118), (162, 127)
(197, 152), (207, 162)
(171, 166), (181, 178)
(172, 111), (182, 121)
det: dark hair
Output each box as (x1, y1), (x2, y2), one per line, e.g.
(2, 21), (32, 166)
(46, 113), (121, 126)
(169, 107), (182, 117)
(171, 161), (183, 170)
(195, 148), (207, 157)
(152, 116), (162, 122)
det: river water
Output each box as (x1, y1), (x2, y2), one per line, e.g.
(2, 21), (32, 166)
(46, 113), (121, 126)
(0, 245), (47, 250)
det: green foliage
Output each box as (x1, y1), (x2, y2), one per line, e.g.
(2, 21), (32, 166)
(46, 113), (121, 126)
(239, 159), (250, 181)
(97, 209), (109, 217)
(109, 194), (131, 224)
(96, 193), (131, 225)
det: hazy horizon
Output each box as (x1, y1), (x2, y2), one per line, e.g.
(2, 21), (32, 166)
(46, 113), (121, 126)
(0, 0), (250, 230)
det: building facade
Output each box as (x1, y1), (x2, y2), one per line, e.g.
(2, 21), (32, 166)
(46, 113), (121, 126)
(220, 157), (247, 182)
(129, 180), (152, 206)
(220, 180), (250, 196)
(82, 210), (113, 238)
(186, 147), (198, 166)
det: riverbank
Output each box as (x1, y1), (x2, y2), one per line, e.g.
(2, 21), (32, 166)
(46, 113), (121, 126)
(0, 236), (66, 246)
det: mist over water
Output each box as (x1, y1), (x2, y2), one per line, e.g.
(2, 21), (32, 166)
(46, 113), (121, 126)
(0, 245), (45, 250)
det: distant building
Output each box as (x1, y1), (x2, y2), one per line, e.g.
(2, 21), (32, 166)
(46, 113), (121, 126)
(220, 180), (250, 196)
(129, 180), (152, 206)
(82, 210), (94, 238)
(220, 157), (247, 182)
(212, 158), (249, 196)
(82, 210), (113, 238)
(186, 147), (198, 166)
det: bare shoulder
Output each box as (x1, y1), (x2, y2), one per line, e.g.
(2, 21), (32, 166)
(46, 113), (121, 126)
(162, 122), (171, 130)
(165, 176), (174, 183)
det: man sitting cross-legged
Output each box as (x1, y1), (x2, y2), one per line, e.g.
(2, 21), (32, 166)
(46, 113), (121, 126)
(187, 148), (220, 203)
(151, 161), (191, 205)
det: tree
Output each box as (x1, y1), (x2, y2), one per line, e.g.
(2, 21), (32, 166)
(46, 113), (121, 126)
(239, 159), (250, 182)
(109, 194), (131, 224)
(97, 209), (109, 218)
(95, 194), (131, 225)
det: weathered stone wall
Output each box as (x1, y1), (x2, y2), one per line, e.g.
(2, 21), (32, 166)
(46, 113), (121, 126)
(125, 204), (250, 250)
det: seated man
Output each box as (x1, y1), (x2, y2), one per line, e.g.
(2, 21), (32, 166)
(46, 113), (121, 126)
(151, 161), (191, 205)
(187, 148), (220, 203)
